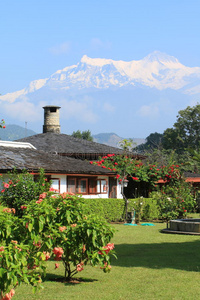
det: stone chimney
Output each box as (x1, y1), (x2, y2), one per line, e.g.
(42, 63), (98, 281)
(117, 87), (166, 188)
(43, 105), (61, 133)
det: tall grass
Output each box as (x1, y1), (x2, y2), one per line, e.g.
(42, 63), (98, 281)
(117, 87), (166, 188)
(12, 222), (200, 300)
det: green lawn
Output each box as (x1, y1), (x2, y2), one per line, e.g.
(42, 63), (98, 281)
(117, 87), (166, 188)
(12, 222), (200, 300)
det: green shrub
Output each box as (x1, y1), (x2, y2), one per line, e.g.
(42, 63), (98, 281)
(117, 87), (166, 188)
(83, 198), (160, 223)
(0, 169), (50, 217)
(83, 198), (125, 222)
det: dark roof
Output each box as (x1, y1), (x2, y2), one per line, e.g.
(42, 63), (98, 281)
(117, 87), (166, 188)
(0, 146), (114, 175)
(184, 172), (200, 178)
(17, 133), (145, 160)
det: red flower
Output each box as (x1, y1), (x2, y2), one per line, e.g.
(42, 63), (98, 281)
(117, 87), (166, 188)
(98, 243), (114, 255)
(55, 263), (59, 269)
(116, 174), (120, 179)
(53, 247), (64, 259)
(132, 177), (139, 181)
(21, 205), (27, 210)
(43, 251), (51, 261)
(77, 262), (84, 272)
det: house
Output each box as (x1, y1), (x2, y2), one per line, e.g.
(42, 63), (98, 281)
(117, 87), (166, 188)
(0, 105), (144, 199)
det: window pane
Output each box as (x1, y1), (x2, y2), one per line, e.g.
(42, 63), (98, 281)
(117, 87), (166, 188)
(68, 179), (76, 193)
(80, 179), (86, 193)
(89, 178), (96, 193)
(97, 180), (100, 193)
(101, 180), (107, 192)
(51, 179), (60, 192)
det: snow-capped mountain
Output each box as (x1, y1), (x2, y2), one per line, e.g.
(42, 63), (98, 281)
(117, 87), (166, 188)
(1, 51), (200, 103)
(1, 51), (200, 138)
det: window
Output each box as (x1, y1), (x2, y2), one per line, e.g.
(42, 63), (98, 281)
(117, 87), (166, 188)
(50, 107), (57, 113)
(51, 178), (60, 192)
(67, 177), (88, 194)
(68, 178), (76, 193)
(89, 178), (96, 194)
(97, 179), (107, 193)
(77, 178), (87, 193)
(67, 176), (107, 195)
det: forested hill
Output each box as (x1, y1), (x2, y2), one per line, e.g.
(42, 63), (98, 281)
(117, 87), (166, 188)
(0, 125), (37, 141)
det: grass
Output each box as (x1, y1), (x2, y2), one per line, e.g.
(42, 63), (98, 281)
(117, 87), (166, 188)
(12, 222), (200, 300)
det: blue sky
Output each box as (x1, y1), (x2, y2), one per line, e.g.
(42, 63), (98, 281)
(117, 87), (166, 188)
(1, 0), (200, 138)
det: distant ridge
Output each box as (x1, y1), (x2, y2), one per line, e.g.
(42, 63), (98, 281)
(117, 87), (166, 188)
(0, 125), (37, 141)
(93, 133), (145, 148)
(0, 125), (145, 147)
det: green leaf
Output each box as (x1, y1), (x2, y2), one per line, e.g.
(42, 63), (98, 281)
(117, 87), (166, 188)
(0, 267), (6, 277)
(87, 229), (91, 237)
(28, 222), (33, 232)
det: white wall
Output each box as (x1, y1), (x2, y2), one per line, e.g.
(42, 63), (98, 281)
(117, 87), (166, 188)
(116, 180), (123, 199)
(0, 173), (123, 199)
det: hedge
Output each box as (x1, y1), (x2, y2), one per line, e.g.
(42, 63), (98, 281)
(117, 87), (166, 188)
(83, 198), (160, 223)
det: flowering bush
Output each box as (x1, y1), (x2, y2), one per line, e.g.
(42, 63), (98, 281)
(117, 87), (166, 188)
(1, 191), (115, 294)
(0, 212), (45, 300)
(150, 178), (196, 221)
(0, 169), (50, 217)
(22, 192), (116, 280)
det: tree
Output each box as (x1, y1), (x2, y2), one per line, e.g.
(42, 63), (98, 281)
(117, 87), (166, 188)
(163, 104), (200, 152)
(72, 130), (93, 141)
(135, 132), (163, 152)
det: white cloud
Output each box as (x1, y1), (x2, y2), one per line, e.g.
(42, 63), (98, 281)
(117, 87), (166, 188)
(49, 42), (71, 55)
(90, 38), (111, 51)
(138, 104), (160, 118)
(103, 102), (115, 113)
(2, 101), (42, 122)
(60, 100), (98, 123)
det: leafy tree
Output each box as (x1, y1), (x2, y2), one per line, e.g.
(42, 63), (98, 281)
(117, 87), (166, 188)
(72, 130), (93, 141)
(136, 132), (163, 152)
(91, 139), (189, 219)
(163, 104), (200, 152)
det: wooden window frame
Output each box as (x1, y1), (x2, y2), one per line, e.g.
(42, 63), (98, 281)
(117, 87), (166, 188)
(67, 176), (108, 195)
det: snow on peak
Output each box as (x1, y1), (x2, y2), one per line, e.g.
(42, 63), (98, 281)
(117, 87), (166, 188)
(81, 55), (114, 67)
(142, 51), (184, 70)
(143, 51), (179, 63)
(1, 51), (200, 104)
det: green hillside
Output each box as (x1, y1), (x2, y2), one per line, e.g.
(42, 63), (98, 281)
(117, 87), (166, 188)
(0, 125), (37, 141)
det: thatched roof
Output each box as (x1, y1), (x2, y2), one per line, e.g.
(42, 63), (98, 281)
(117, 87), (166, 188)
(0, 146), (114, 175)
(17, 132), (145, 160)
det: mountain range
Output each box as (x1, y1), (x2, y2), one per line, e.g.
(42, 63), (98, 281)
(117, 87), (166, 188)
(1, 51), (200, 137)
